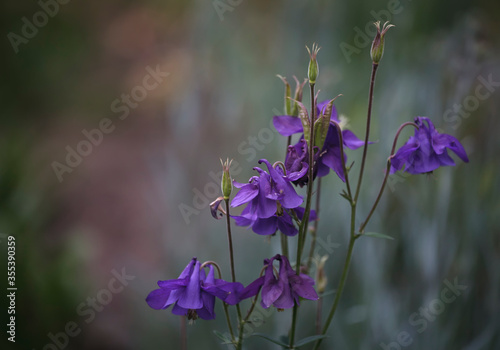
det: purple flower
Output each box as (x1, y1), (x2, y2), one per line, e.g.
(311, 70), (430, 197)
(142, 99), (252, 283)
(274, 101), (366, 184)
(240, 254), (318, 309)
(233, 205), (317, 236)
(390, 117), (469, 175)
(146, 258), (243, 320)
(231, 159), (305, 224)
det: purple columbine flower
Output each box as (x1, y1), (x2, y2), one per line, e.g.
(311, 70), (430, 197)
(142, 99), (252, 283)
(273, 101), (366, 184)
(390, 117), (469, 174)
(230, 159), (306, 235)
(146, 258), (243, 320)
(240, 254), (318, 309)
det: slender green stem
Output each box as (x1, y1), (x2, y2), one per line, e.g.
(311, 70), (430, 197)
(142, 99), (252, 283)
(224, 200), (243, 326)
(223, 303), (236, 344)
(235, 277), (262, 350)
(306, 178), (322, 272)
(358, 122), (418, 234)
(281, 232), (289, 257)
(289, 209), (301, 226)
(296, 82), (317, 270)
(316, 296), (323, 335)
(313, 204), (359, 350)
(280, 135), (293, 257)
(354, 63), (379, 203)
(290, 83), (316, 349)
(331, 120), (352, 200)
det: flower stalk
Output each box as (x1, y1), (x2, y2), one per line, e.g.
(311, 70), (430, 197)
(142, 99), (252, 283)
(354, 62), (378, 203)
(359, 122), (419, 234)
(224, 199), (243, 325)
(290, 80), (317, 349)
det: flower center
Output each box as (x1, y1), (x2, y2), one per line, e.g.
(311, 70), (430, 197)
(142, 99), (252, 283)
(187, 309), (199, 321)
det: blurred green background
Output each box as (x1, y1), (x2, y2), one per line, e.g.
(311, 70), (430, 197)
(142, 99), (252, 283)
(1, 0), (499, 349)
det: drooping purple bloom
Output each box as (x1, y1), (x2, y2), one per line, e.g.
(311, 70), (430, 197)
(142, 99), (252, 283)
(240, 254), (318, 309)
(273, 101), (366, 184)
(390, 117), (469, 175)
(146, 258), (243, 320)
(231, 159), (306, 233)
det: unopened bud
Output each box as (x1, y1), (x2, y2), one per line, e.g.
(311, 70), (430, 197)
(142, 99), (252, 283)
(370, 21), (395, 64)
(220, 158), (233, 199)
(306, 43), (320, 84)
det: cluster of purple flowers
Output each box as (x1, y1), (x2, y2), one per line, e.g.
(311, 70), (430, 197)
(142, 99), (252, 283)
(147, 102), (468, 321)
(274, 100), (367, 184)
(230, 159), (316, 236)
(146, 255), (318, 319)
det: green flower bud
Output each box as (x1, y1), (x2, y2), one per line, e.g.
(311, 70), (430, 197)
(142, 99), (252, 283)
(370, 21), (395, 64)
(306, 43), (320, 84)
(220, 158), (233, 199)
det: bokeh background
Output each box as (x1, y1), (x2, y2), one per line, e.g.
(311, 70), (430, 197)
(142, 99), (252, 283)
(1, 0), (499, 349)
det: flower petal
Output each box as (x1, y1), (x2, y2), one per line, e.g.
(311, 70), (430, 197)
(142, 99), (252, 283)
(197, 292), (216, 320)
(240, 276), (265, 300)
(146, 288), (173, 310)
(289, 274), (319, 301)
(171, 303), (188, 316)
(433, 133), (469, 163)
(261, 262), (283, 308)
(342, 129), (365, 150)
(231, 182), (259, 207)
(285, 162), (308, 181)
(252, 217), (278, 235)
(277, 212), (298, 237)
(273, 115), (304, 136)
(177, 260), (203, 310)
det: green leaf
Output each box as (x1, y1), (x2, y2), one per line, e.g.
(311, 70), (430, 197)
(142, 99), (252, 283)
(363, 232), (394, 240)
(213, 330), (233, 345)
(295, 335), (329, 347)
(252, 333), (290, 348)
(340, 190), (351, 202)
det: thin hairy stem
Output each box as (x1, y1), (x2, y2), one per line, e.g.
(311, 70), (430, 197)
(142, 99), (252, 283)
(354, 63), (379, 203)
(313, 204), (359, 350)
(224, 199), (243, 346)
(306, 178), (322, 272)
(290, 82), (316, 349)
(359, 122), (418, 233)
